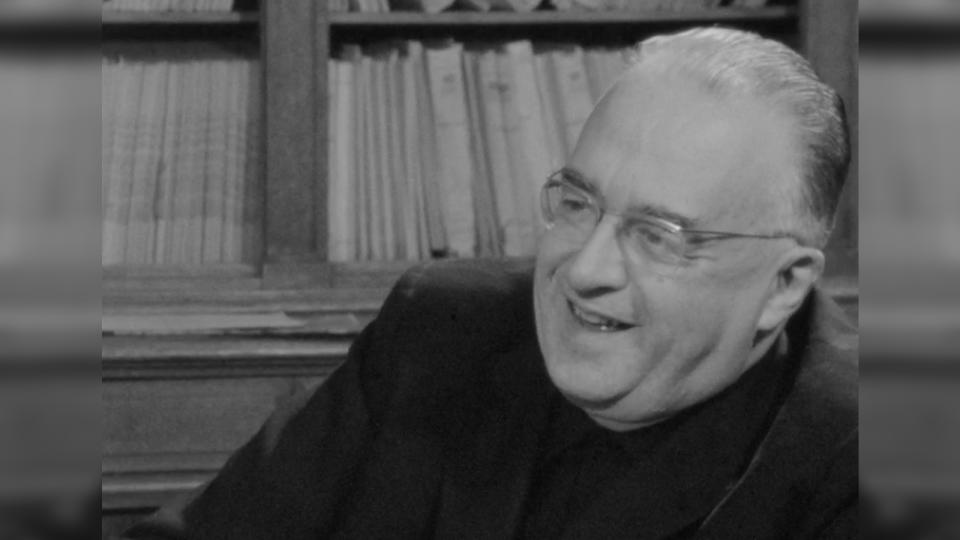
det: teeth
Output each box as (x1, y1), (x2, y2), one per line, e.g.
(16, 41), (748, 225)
(571, 303), (626, 331)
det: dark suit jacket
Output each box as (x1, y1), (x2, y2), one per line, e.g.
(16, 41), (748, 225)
(125, 258), (858, 540)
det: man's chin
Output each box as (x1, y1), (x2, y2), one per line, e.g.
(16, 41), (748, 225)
(546, 365), (630, 410)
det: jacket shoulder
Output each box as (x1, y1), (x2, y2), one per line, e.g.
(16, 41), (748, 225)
(372, 258), (537, 370)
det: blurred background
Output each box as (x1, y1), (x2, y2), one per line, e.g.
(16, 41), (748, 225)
(860, 1), (960, 538)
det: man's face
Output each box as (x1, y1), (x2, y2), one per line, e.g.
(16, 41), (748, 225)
(533, 70), (800, 430)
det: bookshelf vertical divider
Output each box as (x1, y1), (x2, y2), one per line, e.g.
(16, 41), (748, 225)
(263, 0), (320, 259)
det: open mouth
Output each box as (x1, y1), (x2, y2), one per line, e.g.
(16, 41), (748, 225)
(567, 300), (635, 332)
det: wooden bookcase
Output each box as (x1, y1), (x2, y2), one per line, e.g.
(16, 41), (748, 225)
(102, 0), (857, 305)
(100, 1), (858, 534)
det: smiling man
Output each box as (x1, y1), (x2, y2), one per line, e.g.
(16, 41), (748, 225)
(126, 27), (856, 540)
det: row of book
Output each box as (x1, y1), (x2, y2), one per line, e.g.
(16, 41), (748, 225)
(332, 0), (767, 13)
(102, 0), (237, 12)
(102, 50), (261, 266)
(327, 40), (631, 261)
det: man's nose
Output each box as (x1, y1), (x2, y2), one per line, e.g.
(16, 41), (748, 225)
(566, 216), (629, 295)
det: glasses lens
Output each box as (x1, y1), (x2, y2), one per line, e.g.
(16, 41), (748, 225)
(621, 218), (686, 267)
(543, 182), (596, 231)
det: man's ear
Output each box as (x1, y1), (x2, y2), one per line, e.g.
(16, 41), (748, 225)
(757, 246), (824, 332)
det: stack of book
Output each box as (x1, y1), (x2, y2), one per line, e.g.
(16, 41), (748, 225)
(327, 39), (631, 262)
(102, 0), (236, 12)
(102, 46), (261, 266)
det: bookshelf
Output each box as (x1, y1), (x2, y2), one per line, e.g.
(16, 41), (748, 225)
(100, 1), (858, 533)
(99, 0), (856, 301)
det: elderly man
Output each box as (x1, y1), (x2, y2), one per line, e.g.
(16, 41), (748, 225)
(127, 27), (855, 539)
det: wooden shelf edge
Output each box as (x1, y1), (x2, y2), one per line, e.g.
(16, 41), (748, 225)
(102, 470), (211, 511)
(329, 6), (796, 26)
(101, 10), (259, 25)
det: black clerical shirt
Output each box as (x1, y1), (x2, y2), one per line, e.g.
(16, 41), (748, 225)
(520, 336), (793, 539)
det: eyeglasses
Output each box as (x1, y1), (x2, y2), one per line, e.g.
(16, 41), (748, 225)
(540, 171), (801, 270)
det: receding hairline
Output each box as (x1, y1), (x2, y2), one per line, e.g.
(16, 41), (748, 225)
(607, 27), (849, 247)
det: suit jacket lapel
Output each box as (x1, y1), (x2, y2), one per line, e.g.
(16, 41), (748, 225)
(433, 336), (554, 540)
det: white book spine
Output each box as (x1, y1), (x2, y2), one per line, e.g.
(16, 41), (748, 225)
(551, 45), (595, 156)
(477, 48), (520, 257)
(155, 58), (182, 265)
(202, 59), (230, 263)
(425, 42), (476, 257)
(104, 59), (143, 265)
(504, 40), (554, 252)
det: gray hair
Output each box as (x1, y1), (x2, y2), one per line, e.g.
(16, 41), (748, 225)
(627, 27), (850, 247)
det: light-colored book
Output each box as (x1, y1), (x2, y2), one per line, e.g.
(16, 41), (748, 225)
(355, 53), (373, 260)
(103, 58), (143, 266)
(533, 46), (568, 175)
(409, 41), (447, 256)
(384, 45), (418, 260)
(154, 59), (183, 265)
(127, 58), (165, 265)
(367, 48), (388, 260)
(476, 47), (520, 256)
(241, 58), (263, 264)
(425, 41), (476, 257)
(202, 58), (231, 263)
(549, 44), (594, 156)
(503, 40), (554, 251)
(399, 42), (429, 260)
(375, 46), (399, 260)
(462, 47), (500, 258)
(171, 59), (207, 265)
(220, 59), (241, 263)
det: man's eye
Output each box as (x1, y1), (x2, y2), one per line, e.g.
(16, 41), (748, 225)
(634, 224), (667, 246)
(559, 196), (589, 213)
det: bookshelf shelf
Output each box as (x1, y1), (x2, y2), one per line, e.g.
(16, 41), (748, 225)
(101, 11), (259, 25)
(328, 6), (796, 27)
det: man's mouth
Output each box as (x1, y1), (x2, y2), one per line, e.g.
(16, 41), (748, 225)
(567, 300), (635, 332)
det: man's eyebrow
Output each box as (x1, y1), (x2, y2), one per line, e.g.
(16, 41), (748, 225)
(559, 167), (701, 230)
(628, 203), (700, 230)
(557, 167), (598, 194)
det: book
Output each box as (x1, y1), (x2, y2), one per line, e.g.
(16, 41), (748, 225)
(103, 58), (143, 265)
(240, 57), (262, 264)
(355, 53), (372, 260)
(475, 47), (520, 256)
(202, 58), (231, 263)
(548, 44), (594, 156)
(498, 41), (552, 253)
(154, 58), (182, 264)
(399, 43), (430, 260)
(425, 41), (476, 257)
(532, 47), (568, 172)
(462, 47), (500, 258)
(171, 59), (207, 265)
